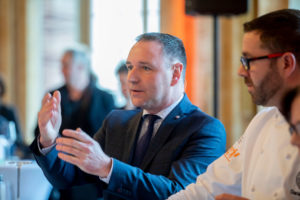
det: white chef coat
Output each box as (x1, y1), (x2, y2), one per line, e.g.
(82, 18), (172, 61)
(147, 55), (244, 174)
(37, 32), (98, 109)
(168, 107), (300, 200)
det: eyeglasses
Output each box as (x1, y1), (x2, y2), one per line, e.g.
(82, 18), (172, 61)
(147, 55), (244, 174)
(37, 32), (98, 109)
(289, 123), (300, 136)
(240, 53), (284, 71)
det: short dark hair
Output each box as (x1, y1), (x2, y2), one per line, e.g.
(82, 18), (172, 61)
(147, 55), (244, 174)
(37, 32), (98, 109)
(244, 9), (300, 63)
(116, 61), (128, 75)
(281, 86), (300, 122)
(136, 32), (187, 79)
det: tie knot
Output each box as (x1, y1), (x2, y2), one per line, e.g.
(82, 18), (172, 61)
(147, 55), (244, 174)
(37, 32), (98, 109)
(145, 114), (160, 124)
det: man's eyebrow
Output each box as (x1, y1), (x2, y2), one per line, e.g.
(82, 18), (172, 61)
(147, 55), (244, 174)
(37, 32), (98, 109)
(242, 52), (252, 57)
(125, 61), (151, 65)
(138, 61), (151, 65)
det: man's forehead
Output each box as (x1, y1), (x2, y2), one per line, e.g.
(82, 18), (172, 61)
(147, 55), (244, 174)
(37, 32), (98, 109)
(132, 40), (162, 51)
(242, 31), (269, 56)
(61, 53), (73, 62)
(127, 41), (163, 61)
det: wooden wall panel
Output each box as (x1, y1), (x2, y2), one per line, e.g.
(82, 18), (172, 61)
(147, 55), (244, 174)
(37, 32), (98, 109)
(0, 0), (14, 102)
(0, 0), (27, 140)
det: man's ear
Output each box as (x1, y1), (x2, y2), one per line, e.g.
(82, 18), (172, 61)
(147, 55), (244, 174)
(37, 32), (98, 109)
(171, 63), (183, 86)
(281, 52), (296, 78)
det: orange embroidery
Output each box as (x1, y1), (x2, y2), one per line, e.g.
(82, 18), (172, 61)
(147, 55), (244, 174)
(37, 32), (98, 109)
(224, 146), (240, 162)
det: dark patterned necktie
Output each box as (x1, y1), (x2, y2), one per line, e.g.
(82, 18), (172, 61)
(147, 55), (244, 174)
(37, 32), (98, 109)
(132, 114), (160, 166)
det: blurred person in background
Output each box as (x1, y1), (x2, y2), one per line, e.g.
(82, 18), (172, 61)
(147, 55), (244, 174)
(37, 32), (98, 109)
(35, 44), (115, 138)
(34, 44), (115, 200)
(281, 86), (300, 152)
(116, 61), (136, 110)
(0, 75), (29, 159)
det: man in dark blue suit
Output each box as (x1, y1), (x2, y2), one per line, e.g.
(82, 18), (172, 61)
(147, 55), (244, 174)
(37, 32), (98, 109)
(30, 33), (226, 200)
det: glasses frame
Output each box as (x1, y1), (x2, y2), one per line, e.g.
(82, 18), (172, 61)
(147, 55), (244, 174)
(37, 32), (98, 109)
(289, 123), (300, 136)
(240, 53), (285, 71)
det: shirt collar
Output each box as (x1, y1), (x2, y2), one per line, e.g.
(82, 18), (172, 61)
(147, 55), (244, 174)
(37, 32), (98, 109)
(143, 94), (184, 120)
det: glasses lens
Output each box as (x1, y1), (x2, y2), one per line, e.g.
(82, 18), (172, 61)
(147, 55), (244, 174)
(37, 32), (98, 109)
(289, 125), (295, 135)
(295, 123), (300, 135)
(240, 57), (249, 70)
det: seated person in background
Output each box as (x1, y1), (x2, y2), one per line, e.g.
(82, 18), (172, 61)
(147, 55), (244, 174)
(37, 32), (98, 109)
(34, 45), (115, 200)
(0, 75), (28, 158)
(168, 9), (300, 200)
(116, 60), (136, 110)
(30, 32), (226, 200)
(35, 45), (115, 138)
(281, 86), (300, 152)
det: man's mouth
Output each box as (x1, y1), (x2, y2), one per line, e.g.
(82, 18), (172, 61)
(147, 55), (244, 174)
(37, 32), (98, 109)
(244, 79), (253, 87)
(130, 89), (143, 95)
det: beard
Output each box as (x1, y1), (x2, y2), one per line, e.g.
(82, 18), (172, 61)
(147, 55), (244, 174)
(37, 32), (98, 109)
(245, 63), (283, 106)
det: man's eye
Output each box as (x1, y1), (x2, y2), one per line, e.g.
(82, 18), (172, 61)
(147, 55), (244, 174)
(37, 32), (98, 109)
(295, 123), (300, 134)
(127, 65), (133, 71)
(143, 66), (151, 71)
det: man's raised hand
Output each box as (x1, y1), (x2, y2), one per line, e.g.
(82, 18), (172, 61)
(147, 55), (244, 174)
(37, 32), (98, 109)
(38, 91), (62, 147)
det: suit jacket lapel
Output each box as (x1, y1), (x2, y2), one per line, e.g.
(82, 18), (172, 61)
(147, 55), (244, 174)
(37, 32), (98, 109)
(140, 94), (197, 169)
(122, 111), (143, 163)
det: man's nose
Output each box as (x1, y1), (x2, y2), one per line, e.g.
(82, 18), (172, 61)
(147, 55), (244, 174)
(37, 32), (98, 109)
(128, 68), (139, 83)
(237, 64), (248, 78)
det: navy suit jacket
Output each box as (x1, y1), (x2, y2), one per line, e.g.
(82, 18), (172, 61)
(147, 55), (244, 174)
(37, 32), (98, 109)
(30, 94), (226, 200)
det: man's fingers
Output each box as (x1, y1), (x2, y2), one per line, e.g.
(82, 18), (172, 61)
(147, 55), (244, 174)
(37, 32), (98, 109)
(61, 129), (92, 143)
(56, 136), (87, 150)
(41, 90), (60, 109)
(38, 112), (53, 126)
(57, 152), (80, 166)
(56, 143), (85, 158)
(40, 101), (56, 114)
(40, 95), (58, 114)
(53, 91), (61, 104)
(38, 100), (58, 123)
(41, 93), (51, 106)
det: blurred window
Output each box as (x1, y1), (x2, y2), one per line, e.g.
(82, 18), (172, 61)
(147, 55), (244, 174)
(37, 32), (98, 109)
(90, 0), (160, 106)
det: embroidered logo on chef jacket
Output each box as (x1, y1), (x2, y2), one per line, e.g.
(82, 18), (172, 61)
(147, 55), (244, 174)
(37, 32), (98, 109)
(290, 171), (300, 197)
(224, 135), (243, 162)
(224, 146), (240, 162)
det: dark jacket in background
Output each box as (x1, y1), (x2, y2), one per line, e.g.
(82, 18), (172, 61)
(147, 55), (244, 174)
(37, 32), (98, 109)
(35, 82), (115, 137)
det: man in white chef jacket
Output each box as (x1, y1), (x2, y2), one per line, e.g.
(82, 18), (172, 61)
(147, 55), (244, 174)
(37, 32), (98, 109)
(168, 8), (300, 200)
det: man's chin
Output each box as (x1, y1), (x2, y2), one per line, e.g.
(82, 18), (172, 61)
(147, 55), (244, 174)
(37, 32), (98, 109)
(251, 95), (268, 106)
(131, 100), (144, 109)
(249, 93), (259, 105)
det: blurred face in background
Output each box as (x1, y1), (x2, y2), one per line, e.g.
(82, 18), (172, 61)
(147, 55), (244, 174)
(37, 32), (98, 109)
(61, 52), (90, 91)
(290, 95), (300, 152)
(118, 72), (130, 100)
